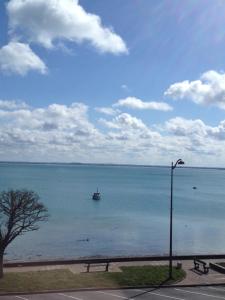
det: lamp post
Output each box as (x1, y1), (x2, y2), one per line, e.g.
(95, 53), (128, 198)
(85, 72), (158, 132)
(169, 159), (185, 279)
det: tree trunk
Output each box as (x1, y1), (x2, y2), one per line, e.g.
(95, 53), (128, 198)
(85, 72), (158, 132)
(0, 252), (4, 279)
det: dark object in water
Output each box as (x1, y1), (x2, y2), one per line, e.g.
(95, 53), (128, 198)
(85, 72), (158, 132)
(193, 186), (197, 189)
(92, 188), (101, 200)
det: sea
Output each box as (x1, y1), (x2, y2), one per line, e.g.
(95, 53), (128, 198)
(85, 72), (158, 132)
(0, 162), (225, 261)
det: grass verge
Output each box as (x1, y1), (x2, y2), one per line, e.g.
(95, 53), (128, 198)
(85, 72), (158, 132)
(0, 265), (185, 293)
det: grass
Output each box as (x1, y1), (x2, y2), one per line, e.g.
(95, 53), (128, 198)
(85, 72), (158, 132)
(0, 265), (186, 293)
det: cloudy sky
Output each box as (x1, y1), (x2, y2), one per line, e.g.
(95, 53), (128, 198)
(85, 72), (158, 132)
(1, 0), (225, 166)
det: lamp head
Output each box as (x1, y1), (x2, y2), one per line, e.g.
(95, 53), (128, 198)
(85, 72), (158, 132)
(177, 159), (185, 165)
(172, 159), (185, 169)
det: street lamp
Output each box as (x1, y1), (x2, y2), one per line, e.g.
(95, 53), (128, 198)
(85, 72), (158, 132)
(169, 158), (185, 279)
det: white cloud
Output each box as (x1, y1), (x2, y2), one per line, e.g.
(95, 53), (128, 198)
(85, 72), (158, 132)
(162, 117), (225, 161)
(99, 113), (164, 164)
(113, 97), (173, 111)
(95, 107), (120, 116)
(164, 117), (225, 156)
(0, 101), (105, 162)
(7, 0), (128, 55)
(207, 121), (225, 140)
(165, 117), (208, 137)
(1, 99), (225, 166)
(0, 101), (163, 163)
(100, 113), (149, 130)
(0, 102), (94, 132)
(0, 42), (47, 75)
(165, 70), (225, 109)
(0, 100), (29, 110)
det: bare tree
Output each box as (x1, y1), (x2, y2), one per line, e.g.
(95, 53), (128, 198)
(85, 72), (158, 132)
(0, 189), (49, 278)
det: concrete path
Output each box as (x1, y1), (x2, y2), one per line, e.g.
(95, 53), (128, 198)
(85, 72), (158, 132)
(4, 259), (225, 285)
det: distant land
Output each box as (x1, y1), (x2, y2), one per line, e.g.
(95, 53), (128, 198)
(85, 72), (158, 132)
(0, 161), (225, 171)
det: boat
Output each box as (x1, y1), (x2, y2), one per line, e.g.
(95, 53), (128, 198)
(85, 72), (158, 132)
(92, 188), (101, 200)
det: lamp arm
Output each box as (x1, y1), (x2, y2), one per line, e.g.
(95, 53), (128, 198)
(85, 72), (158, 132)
(173, 159), (182, 169)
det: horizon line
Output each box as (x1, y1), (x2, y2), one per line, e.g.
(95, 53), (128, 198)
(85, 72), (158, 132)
(0, 160), (224, 170)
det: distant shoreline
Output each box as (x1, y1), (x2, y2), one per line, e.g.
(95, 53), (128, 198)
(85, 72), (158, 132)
(0, 160), (225, 171)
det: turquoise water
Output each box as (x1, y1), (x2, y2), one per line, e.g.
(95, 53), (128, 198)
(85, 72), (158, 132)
(0, 162), (225, 261)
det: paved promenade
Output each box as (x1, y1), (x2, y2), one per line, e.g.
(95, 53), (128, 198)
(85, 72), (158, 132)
(4, 258), (225, 285)
(1, 259), (225, 299)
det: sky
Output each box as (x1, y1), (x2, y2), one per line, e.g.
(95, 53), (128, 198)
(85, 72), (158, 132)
(1, 0), (225, 166)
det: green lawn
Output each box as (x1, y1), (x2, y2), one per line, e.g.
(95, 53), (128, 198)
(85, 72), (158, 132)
(0, 265), (185, 293)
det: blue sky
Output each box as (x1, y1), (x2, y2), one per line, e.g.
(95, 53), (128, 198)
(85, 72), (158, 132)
(1, 0), (225, 166)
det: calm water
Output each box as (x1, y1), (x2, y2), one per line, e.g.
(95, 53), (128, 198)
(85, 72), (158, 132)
(0, 162), (225, 261)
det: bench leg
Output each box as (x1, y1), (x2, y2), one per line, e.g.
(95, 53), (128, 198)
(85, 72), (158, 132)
(194, 263), (199, 270)
(87, 264), (90, 273)
(106, 263), (109, 272)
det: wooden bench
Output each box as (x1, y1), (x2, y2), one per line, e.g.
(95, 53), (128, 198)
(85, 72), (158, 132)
(194, 258), (209, 274)
(85, 262), (110, 273)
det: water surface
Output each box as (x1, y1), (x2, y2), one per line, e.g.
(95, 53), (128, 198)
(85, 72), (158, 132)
(0, 163), (224, 261)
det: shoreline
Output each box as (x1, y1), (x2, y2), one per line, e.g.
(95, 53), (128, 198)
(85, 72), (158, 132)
(4, 253), (225, 268)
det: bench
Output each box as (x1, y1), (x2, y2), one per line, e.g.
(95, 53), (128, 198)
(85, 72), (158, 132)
(85, 262), (110, 273)
(194, 258), (209, 274)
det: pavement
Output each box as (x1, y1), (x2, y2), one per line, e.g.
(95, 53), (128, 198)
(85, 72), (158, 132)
(4, 259), (225, 285)
(1, 259), (225, 299)
(2, 286), (225, 299)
